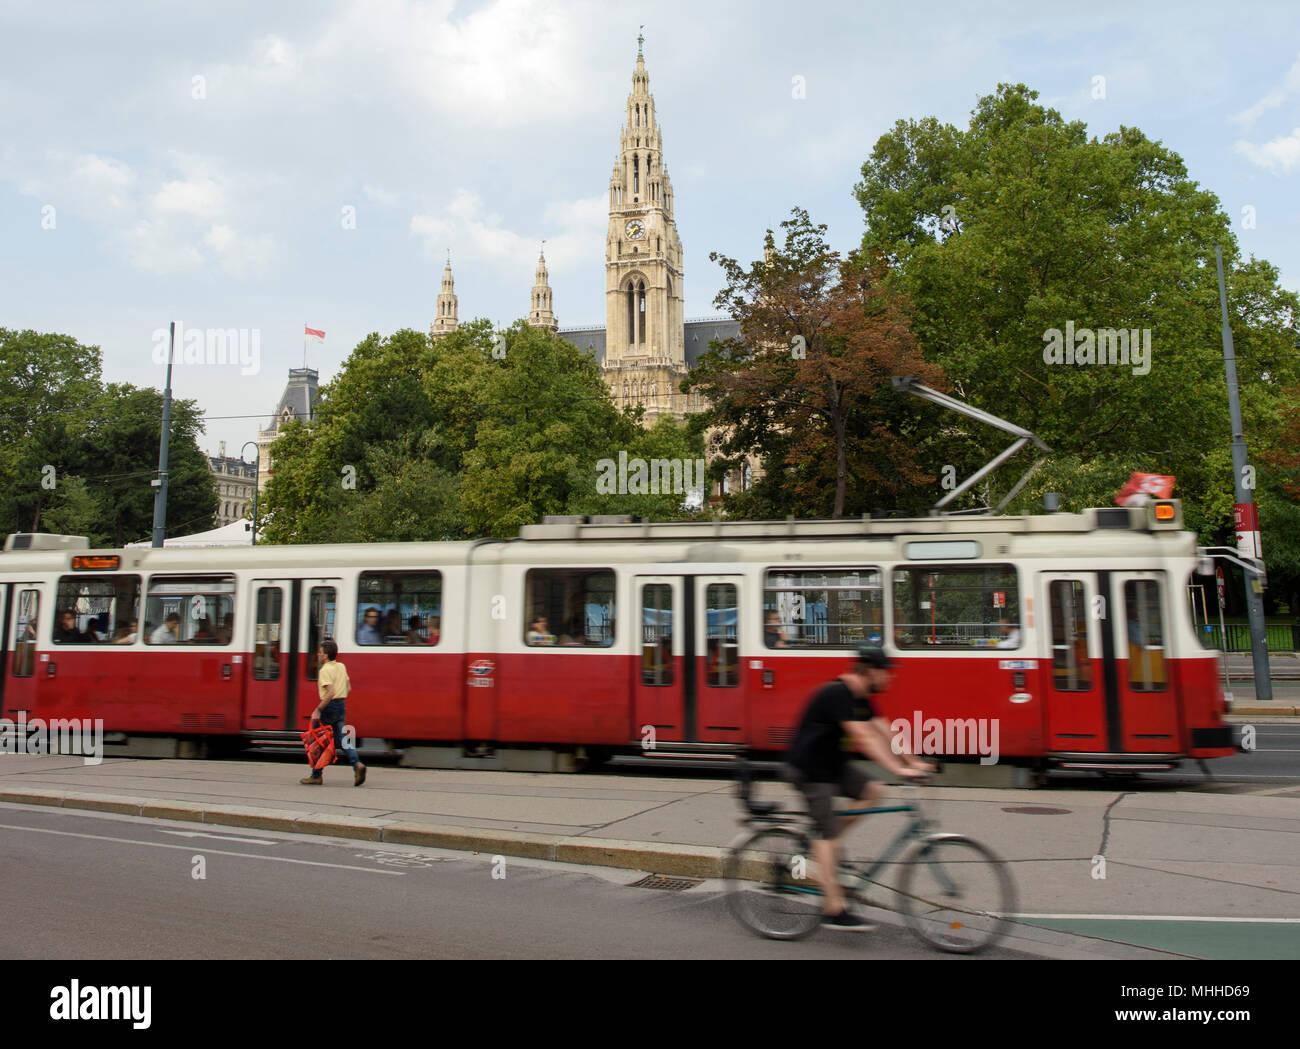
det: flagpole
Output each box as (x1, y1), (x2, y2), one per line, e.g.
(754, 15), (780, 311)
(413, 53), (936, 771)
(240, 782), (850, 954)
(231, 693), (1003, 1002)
(303, 323), (307, 369)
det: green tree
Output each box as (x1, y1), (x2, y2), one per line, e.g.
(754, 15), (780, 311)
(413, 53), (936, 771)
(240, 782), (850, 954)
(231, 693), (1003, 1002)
(0, 331), (216, 545)
(80, 384), (216, 546)
(855, 84), (1300, 538)
(687, 207), (942, 519)
(0, 329), (102, 533)
(260, 321), (692, 542)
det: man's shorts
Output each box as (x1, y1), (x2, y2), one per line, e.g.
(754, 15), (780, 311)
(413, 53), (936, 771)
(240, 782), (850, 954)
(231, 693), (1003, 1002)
(783, 763), (871, 840)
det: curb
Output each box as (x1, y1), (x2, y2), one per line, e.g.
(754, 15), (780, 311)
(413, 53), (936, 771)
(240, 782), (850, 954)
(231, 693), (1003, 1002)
(0, 787), (726, 878)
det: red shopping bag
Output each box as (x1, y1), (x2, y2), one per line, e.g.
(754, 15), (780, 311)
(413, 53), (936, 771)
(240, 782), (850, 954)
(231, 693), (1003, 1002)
(302, 722), (336, 771)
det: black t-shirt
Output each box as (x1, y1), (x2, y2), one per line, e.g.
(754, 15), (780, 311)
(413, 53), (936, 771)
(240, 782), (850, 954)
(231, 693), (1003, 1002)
(786, 678), (875, 782)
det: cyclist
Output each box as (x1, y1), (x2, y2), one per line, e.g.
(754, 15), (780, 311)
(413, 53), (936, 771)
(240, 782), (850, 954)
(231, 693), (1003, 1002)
(785, 646), (932, 930)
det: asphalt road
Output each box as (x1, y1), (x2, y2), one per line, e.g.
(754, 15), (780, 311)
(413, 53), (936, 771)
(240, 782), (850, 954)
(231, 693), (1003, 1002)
(0, 805), (1038, 960)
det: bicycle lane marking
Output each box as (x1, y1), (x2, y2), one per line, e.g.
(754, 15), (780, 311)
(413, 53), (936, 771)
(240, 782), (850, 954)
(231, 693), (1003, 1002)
(0, 822), (404, 875)
(1014, 915), (1300, 959)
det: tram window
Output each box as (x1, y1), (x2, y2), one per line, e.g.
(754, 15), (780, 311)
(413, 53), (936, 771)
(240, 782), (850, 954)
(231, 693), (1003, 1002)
(54, 575), (141, 644)
(764, 568), (883, 648)
(892, 565), (1019, 649)
(706, 583), (739, 687)
(144, 575), (235, 645)
(13, 589), (38, 677)
(254, 587), (283, 681)
(356, 571), (441, 646)
(1125, 580), (1166, 692)
(1049, 580), (1092, 691)
(306, 586), (337, 680)
(641, 584), (673, 685)
(525, 568), (615, 647)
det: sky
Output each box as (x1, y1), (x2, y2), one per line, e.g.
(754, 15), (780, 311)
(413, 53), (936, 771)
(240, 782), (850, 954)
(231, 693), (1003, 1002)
(2, 0), (1298, 459)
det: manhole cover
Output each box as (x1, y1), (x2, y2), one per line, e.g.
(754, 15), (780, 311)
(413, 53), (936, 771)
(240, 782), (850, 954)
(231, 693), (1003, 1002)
(629, 874), (703, 891)
(1001, 806), (1072, 815)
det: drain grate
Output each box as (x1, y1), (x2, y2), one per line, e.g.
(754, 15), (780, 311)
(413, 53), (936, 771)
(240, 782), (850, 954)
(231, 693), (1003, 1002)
(1002, 806), (1072, 815)
(629, 874), (703, 892)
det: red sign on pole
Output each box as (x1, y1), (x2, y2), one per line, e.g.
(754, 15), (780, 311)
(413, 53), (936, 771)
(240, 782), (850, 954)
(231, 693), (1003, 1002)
(1234, 502), (1262, 558)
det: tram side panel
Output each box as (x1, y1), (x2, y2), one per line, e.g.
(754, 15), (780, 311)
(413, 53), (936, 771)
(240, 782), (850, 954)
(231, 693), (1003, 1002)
(39, 571), (241, 735)
(343, 564), (465, 743)
(488, 559), (631, 747)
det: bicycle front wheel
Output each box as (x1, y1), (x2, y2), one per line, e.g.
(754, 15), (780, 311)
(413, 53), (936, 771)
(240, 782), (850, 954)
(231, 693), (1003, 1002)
(899, 834), (1016, 954)
(724, 827), (822, 941)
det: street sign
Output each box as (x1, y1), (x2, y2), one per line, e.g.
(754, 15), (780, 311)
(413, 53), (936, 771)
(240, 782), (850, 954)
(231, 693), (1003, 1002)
(1215, 567), (1225, 610)
(1234, 502), (1262, 559)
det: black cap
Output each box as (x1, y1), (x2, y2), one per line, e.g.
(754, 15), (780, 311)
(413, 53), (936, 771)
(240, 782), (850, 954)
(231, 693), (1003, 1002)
(855, 645), (894, 670)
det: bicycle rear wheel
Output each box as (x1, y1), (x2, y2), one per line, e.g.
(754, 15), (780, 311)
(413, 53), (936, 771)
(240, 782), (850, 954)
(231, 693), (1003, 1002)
(724, 827), (822, 940)
(899, 834), (1016, 953)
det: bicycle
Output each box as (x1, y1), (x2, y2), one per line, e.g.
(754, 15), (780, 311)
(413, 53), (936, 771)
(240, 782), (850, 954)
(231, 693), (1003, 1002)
(723, 759), (1017, 953)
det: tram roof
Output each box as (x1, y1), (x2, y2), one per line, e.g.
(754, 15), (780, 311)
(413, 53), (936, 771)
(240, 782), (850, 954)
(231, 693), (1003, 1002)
(519, 502), (1183, 541)
(2, 502), (1186, 570)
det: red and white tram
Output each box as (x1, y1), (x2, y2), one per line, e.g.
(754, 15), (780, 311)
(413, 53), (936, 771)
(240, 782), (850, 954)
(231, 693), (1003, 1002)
(0, 500), (1236, 776)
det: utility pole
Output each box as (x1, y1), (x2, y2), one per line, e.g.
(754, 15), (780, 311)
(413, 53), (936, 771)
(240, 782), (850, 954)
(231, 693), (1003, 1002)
(1215, 245), (1272, 700)
(150, 322), (175, 548)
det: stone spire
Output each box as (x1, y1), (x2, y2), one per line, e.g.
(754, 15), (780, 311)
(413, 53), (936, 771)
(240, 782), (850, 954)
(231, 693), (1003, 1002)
(431, 254), (458, 337)
(527, 245), (558, 331)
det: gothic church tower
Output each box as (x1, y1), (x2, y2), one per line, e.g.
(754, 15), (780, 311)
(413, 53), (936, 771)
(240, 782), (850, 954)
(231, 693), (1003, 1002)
(527, 248), (558, 331)
(431, 257), (459, 337)
(604, 34), (686, 426)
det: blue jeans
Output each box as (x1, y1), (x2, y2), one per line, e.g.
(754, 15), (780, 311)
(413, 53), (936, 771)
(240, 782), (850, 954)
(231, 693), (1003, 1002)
(315, 699), (359, 770)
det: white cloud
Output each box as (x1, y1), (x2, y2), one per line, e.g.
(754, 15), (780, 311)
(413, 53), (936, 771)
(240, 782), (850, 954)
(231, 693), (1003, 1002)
(257, 34), (301, 77)
(204, 224), (277, 277)
(10, 147), (278, 274)
(411, 189), (606, 279)
(363, 184), (398, 205)
(311, 0), (614, 130)
(17, 151), (137, 216)
(1232, 51), (1300, 127)
(153, 177), (225, 218)
(1234, 129), (1300, 175)
(121, 217), (206, 274)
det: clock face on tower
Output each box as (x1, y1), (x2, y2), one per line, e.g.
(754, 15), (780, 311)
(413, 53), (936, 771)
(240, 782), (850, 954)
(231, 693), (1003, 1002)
(625, 219), (645, 240)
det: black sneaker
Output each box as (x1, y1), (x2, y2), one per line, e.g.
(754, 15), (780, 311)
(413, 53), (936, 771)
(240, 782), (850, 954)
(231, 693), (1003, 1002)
(822, 908), (876, 932)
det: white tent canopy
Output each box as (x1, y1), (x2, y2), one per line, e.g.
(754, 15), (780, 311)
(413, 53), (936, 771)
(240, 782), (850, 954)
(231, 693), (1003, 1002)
(127, 519), (255, 548)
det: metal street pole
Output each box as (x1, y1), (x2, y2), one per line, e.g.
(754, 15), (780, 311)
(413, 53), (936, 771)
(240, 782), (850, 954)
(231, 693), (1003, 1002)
(240, 441), (260, 546)
(150, 322), (175, 548)
(1215, 245), (1272, 700)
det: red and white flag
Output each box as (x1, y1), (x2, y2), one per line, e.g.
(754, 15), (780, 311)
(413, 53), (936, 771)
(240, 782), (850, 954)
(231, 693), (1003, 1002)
(1114, 472), (1175, 507)
(304, 326), (325, 343)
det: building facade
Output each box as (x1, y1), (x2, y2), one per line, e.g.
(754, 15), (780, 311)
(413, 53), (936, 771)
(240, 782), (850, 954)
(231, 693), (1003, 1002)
(255, 367), (320, 493)
(207, 441), (258, 524)
(433, 38), (743, 428)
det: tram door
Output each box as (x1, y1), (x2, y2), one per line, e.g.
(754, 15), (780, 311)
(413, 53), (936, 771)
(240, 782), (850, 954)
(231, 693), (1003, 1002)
(4, 583), (45, 720)
(631, 574), (746, 745)
(294, 580), (340, 730)
(1111, 571), (1178, 753)
(1042, 572), (1178, 755)
(633, 576), (685, 744)
(695, 576), (745, 745)
(243, 579), (292, 731)
(1041, 575), (1104, 752)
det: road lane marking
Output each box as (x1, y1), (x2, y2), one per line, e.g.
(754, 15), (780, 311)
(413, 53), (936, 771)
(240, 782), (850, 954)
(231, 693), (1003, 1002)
(159, 830), (277, 845)
(1017, 913), (1300, 922)
(0, 822), (403, 875)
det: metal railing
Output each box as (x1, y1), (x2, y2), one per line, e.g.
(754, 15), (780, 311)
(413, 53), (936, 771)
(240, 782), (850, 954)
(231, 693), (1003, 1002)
(1199, 623), (1298, 653)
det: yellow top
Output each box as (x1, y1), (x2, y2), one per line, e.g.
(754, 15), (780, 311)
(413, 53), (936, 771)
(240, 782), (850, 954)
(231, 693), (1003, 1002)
(318, 660), (350, 701)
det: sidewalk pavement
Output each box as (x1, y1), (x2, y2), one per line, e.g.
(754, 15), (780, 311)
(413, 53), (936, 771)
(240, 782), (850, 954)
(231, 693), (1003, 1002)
(2, 753), (1297, 955)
